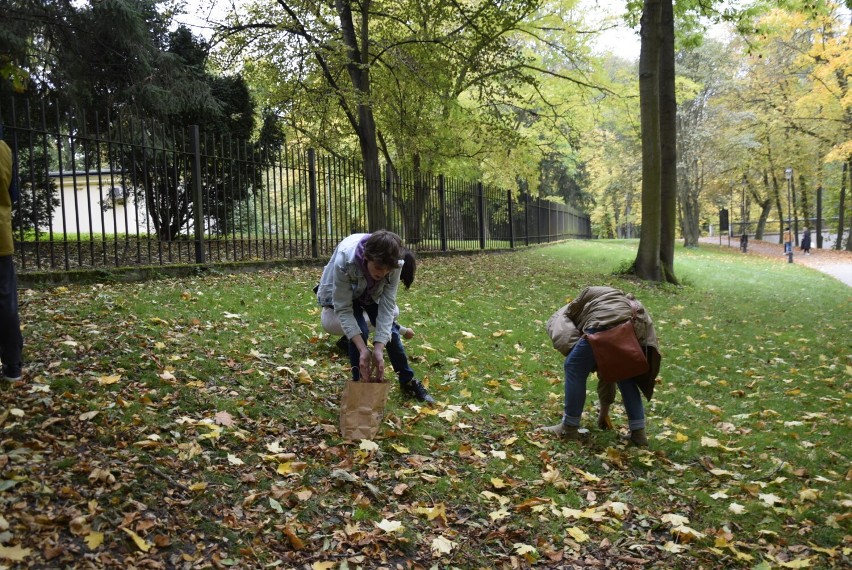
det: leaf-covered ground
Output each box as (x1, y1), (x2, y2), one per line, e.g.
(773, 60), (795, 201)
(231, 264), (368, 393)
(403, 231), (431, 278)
(1, 241), (850, 569)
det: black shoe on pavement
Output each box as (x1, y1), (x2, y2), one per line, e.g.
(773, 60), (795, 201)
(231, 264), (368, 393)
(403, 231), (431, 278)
(401, 379), (435, 404)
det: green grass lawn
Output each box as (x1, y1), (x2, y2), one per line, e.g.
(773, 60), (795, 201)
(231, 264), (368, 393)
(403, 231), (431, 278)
(3, 239), (850, 568)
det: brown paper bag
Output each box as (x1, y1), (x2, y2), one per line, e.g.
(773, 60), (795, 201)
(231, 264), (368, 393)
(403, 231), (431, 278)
(339, 380), (392, 440)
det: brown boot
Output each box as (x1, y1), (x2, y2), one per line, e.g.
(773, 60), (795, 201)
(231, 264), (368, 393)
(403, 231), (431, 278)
(628, 428), (648, 447)
(542, 423), (588, 441)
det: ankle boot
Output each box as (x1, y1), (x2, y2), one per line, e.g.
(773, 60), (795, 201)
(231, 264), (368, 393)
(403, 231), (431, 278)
(542, 423), (588, 440)
(629, 428), (648, 447)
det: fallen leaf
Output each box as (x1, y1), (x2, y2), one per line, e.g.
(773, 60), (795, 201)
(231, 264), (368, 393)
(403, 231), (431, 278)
(85, 531), (104, 550)
(431, 536), (457, 556)
(376, 519), (403, 533)
(97, 374), (121, 385)
(0, 544), (31, 561)
(227, 454), (244, 466)
(121, 527), (151, 552)
(567, 527), (589, 542)
(214, 411), (235, 427)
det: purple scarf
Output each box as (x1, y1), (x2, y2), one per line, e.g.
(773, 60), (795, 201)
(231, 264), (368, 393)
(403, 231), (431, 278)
(354, 235), (378, 303)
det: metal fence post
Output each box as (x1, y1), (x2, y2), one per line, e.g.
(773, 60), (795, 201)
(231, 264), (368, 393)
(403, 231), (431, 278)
(523, 192), (530, 246)
(308, 148), (319, 258)
(477, 182), (485, 250)
(190, 125), (205, 265)
(816, 185), (823, 249)
(438, 174), (447, 252)
(507, 189), (515, 248)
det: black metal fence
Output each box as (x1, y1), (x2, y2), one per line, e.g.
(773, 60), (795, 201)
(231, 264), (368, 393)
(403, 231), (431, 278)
(1, 98), (590, 274)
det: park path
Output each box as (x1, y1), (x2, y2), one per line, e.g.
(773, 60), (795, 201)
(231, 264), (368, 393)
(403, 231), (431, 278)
(698, 236), (852, 287)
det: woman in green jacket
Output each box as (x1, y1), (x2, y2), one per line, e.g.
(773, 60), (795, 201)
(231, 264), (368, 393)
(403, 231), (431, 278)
(543, 286), (660, 446)
(0, 138), (23, 381)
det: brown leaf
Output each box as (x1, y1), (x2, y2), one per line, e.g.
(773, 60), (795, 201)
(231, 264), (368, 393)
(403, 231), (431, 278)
(214, 410), (235, 427)
(283, 526), (305, 550)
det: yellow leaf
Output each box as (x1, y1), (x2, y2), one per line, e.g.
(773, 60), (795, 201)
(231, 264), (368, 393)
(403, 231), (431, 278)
(661, 541), (689, 553)
(85, 531), (104, 550)
(97, 374), (121, 385)
(491, 477), (506, 489)
(674, 432), (689, 442)
(672, 525), (705, 543)
(661, 513), (690, 526)
(567, 527), (589, 542)
(489, 508), (510, 521)
(189, 482), (208, 491)
(798, 489), (819, 501)
(701, 437), (720, 448)
(0, 544), (31, 561)
(431, 536), (456, 555)
(777, 559), (812, 568)
(312, 563), (336, 570)
(706, 405), (723, 415)
(121, 527), (151, 552)
(416, 504), (447, 522)
(391, 444), (410, 453)
(455, 340), (465, 350)
(376, 519), (403, 533)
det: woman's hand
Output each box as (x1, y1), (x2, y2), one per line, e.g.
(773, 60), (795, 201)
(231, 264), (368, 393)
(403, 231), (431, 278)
(358, 346), (372, 381)
(371, 344), (386, 382)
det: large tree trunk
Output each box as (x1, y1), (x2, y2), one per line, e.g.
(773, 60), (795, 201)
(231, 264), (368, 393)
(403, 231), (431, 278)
(633, 0), (663, 281)
(336, 0), (386, 230)
(658, 0), (678, 282)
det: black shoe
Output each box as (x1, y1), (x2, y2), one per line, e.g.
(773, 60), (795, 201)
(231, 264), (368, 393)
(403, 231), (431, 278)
(400, 379), (435, 404)
(335, 336), (349, 353)
(2, 366), (21, 382)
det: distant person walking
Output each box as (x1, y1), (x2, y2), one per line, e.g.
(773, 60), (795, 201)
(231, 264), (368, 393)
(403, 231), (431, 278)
(0, 137), (23, 382)
(801, 228), (812, 255)
(783, 227), (793, 255)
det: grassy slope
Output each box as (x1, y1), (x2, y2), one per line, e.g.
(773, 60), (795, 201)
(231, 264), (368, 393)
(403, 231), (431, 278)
(3, 239), (850, 568)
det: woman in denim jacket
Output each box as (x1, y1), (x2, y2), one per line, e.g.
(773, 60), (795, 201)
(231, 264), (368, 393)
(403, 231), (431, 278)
(316, 230), (434, 403)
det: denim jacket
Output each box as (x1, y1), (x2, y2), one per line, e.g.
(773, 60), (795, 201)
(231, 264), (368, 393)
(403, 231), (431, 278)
(316, 233), (401, 345)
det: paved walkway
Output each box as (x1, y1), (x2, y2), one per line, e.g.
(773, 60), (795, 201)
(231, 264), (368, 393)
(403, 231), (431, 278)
(699, 237), (852, 287)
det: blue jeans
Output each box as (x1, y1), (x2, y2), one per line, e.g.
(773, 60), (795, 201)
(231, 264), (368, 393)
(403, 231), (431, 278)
(563, 335), (645, 430)
(348, 300), (415, 384)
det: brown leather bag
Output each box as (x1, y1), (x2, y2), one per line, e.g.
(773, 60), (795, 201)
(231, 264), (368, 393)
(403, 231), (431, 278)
(585, 304), (649, 384)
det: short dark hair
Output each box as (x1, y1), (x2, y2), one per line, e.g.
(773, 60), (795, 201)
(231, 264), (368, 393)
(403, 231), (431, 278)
(363, 230), (403, 270)
(400, 249), (416, 289)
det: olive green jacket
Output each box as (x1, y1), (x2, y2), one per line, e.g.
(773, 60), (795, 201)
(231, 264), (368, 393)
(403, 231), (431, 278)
(546, 286), (661, 401)
(0, 141), (13, 256)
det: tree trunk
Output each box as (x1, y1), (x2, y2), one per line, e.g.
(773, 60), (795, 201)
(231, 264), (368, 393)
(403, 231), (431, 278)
(752, 175), (771, 240)
(336, 0), (385, 230)
(633, 0), (663, 281)
(658, 0), (678, 283)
